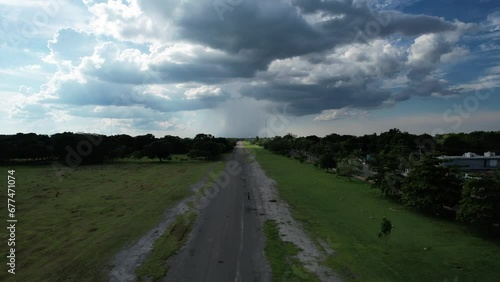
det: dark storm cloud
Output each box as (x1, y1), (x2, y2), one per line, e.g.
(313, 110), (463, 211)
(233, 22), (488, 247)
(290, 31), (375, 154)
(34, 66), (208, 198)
(172, 0), (325, 71)
(396, 78), (461, 101)
(142, 0), (461, 72)
(380, 13), (458, 36)
(33, 0), (473, 123)
(294, 0), (458, 36)
(152, 57), (258, 84)
(134, 0), (468, 117)
(88, 60), (255, 85)
(240, 80), (392, 116)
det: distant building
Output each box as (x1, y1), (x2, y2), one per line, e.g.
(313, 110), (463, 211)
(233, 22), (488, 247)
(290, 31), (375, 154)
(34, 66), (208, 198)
(439, 152), (500, 170)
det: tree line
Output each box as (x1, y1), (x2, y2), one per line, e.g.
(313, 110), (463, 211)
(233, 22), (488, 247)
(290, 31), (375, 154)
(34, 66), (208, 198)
(0, 132), (235, 164)
(253, 129), (500, 232)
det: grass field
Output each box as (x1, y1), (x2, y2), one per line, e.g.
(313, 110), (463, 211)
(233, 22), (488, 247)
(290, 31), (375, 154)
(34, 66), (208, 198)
(248, 145), (500, 282)
(0, 158), (216, 281)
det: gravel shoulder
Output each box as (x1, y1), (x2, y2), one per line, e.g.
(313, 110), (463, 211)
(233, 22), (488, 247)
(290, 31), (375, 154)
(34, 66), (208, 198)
(244, 146), (342, 282)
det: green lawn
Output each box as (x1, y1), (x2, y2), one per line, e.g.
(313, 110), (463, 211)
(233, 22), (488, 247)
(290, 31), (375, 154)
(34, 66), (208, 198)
(250, 146), (500, 282)
(0, 159), (215, 281)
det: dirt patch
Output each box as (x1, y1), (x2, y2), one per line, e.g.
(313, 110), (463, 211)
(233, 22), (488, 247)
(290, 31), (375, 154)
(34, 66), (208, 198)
(244, 148), (342, 282)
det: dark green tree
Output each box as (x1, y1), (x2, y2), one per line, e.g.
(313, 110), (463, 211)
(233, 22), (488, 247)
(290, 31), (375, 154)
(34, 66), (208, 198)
(369, 152), (405, 198)
(320, 152), (336, 172)
(401, 155), (463, 214)
(143, 140), (173, 162)
(457, 174), (500, 226)
(188, 140), (226, 160)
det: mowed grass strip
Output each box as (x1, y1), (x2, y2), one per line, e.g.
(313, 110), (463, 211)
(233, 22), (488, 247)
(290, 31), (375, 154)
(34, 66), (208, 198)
(136, 211), (196, 281)
(251, 147), (500, 282)
(264, 220), (319, 282)
(0, 159), (214, 281)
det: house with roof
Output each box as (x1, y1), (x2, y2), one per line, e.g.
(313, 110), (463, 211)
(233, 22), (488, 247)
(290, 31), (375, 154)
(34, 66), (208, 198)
(439, 152), (500, 170)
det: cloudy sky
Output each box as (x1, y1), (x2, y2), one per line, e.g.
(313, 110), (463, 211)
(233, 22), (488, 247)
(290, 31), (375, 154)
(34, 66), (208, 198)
(0, 0), (499, 137)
